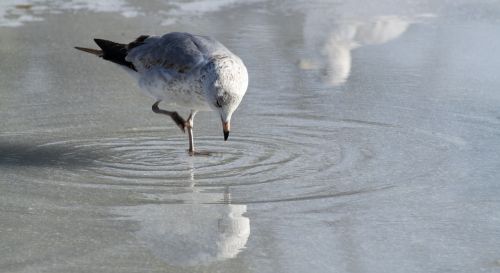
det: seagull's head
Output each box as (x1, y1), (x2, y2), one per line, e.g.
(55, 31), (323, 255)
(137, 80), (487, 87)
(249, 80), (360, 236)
(214, 91), (242, 141)
(204, 55), (248, 141)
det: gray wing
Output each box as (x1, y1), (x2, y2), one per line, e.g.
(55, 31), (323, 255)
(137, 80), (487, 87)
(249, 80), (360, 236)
(126, 32), (230, 74)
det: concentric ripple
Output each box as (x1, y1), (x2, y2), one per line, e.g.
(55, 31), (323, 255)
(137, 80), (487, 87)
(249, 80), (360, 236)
(0, 121), (458, 202)
(23, 132), (331, 188)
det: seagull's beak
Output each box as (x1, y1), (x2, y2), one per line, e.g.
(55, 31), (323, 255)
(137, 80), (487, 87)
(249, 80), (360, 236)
(223, 121), (230, 141)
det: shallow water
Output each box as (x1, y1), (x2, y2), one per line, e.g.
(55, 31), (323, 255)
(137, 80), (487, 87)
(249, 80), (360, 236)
(1, 0), (500, 272)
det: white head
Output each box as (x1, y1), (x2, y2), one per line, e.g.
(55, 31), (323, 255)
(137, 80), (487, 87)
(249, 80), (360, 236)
(204, 55), (248, 141)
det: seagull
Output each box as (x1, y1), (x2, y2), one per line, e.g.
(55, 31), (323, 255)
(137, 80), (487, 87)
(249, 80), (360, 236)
(75, 32), (248, 155)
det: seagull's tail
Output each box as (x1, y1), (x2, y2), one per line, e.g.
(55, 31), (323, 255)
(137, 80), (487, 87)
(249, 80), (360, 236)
(74, 39), (136, 71)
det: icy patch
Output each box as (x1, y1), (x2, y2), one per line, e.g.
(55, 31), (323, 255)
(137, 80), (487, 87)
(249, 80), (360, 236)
(0, 0), (266, 28)
(160, 0), (265, 25)
(0, 0), (140, 27)
(171, 0), (254, 15)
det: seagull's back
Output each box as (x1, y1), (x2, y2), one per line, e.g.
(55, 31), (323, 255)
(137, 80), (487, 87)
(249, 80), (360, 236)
(127, 32), (231, 72)
(124, 32), (242, 110)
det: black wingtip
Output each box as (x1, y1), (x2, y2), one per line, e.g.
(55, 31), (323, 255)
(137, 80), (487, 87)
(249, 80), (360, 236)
(93, 38), (116, 50)
(91, 38), (137, 71)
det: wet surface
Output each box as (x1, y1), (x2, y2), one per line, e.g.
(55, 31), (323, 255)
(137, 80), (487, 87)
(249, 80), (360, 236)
(1, 1), (500, 272)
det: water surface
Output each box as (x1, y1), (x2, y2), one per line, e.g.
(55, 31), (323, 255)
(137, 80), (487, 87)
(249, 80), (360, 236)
(1, 0), (500, 272)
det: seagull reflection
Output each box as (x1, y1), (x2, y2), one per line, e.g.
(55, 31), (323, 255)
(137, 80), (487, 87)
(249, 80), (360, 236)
(115, 188), (250, 267)
(300, 14), (422, 86)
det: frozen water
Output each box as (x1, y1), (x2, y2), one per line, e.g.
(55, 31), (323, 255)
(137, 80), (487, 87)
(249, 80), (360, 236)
(1, 0), (500, 272)
(0, 0), (139, 27)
